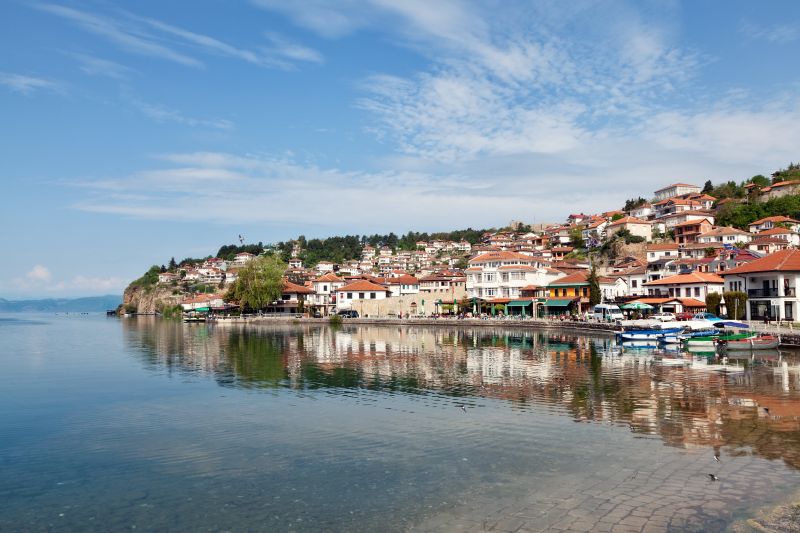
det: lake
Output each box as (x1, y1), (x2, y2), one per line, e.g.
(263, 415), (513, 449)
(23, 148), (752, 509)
(2, 314), (800, 532)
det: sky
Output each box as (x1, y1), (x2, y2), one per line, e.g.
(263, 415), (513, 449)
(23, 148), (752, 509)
(2, 0), (800, 298)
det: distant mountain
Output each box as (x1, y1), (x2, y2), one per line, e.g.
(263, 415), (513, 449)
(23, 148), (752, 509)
(0, 295), (122, 313)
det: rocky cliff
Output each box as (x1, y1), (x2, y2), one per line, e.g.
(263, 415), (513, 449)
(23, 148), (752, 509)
(121, 284), (183, 314)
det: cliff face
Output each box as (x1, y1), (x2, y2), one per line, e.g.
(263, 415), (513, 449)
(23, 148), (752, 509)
(122, 284), (183, 314)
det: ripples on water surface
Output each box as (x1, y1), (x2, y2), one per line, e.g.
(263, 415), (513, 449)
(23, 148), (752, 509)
(1, 315), (800, 532)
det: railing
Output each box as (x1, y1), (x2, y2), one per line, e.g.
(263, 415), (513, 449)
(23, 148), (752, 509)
(748, 288), (779, 298)
(786, 287), (797, 297)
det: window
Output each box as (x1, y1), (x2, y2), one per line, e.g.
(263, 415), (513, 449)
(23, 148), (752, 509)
(359, 292), (365, 299)
(370, 293), (376, 299)
(632, 280), (638, 288)
(694, 287), (700, 297)
(347, 292), (353, 299)
(323, 285), (328, 292)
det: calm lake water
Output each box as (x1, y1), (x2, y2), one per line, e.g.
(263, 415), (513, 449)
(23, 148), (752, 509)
(2, 315), (800, 532)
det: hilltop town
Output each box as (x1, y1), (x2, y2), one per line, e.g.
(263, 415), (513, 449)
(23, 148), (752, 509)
(125, 168), (800, 323)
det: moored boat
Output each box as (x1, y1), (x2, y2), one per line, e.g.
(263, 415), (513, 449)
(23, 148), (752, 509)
(723, 334), (779, 351)
(619, 327), (682, 341)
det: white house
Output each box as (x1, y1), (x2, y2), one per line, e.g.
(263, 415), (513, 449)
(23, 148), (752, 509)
(629, 203), (653, 220)
(605, 216), (652, 241)
(721, 248), (800, 321)
(335, 280), (392, 310)
(646, 243), (680, 262)
(384, 274), (420, 296)
(310, 273), (346, 315)
(748, 216), (800, 234)
(231, 252), (255, 267)
(654, 183), (701, 201)
(697, 227), (753, 245)
(643, 272), (724, 302)
(757, 227), (800, 247)
(465, 251), (564, 300)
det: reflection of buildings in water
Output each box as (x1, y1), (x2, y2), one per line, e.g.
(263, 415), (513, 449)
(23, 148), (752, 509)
(123, 320), (800, 468)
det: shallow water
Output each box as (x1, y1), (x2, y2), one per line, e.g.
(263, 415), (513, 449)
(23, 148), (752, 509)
(1, 315), (800, 532)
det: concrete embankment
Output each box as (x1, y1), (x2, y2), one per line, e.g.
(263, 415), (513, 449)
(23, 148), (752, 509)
(210, 316), (620, 336)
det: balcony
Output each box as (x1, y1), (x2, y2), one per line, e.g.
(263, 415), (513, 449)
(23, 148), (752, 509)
(786, 287), (797, 297)
(748, 288), (778, 298)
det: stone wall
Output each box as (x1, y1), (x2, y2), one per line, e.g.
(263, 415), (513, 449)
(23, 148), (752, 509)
(345, 287), (467, 317)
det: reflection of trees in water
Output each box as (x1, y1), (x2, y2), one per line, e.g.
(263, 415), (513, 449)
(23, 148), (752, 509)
(123, 320), (800, 469)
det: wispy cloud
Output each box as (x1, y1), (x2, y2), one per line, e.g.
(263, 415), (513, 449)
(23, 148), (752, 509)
(66, 52), (136, 79)
(0, 72), (62, 95)
(36, 3), (322, 70)
(131, 99), (234, 130)
(35, 3), (203, 67)
(741, 20), (800, 44)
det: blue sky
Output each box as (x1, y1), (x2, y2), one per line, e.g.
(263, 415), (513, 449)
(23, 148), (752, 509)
(2, 0), (800, 298)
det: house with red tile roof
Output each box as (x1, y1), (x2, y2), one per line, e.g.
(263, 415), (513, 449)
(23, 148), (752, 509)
(720, 249), (800, 321)
(643, 272), (724, 302)
(605, 216), (652, 241)
(335, 280), (392, 311)
(748, 216), (800, 234)
(654, 183), (701, 201)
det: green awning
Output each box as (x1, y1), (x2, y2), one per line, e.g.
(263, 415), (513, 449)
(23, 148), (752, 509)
(193, 306), (210, 312)
(545, 299), (573, 307)
(507, 300), (533, 307)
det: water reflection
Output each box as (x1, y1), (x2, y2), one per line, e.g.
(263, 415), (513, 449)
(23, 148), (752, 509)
(123, 319), (800, 471)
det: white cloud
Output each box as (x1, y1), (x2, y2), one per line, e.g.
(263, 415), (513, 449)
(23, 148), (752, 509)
(26, 265), (52, 283)
(13, 265), (125, 295)
(0, 72), (61, 95)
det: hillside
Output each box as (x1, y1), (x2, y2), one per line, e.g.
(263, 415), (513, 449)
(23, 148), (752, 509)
(0, 295), (121, 313)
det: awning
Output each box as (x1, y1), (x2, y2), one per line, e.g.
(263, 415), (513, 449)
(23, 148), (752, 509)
(545, 299), (573, 307)
(507, 300), (534, 307)
(194, 306), (210, 312)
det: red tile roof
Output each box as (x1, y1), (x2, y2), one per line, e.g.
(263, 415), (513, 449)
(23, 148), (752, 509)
(751, 215), (800, 225)
(721, 249), (800, 275)
(469, 251), (533, 263)
(314, 272), (344, 282)
(548, 272), (589, 286)
(336, 280), (392, 293)
(283, 280), (315, 294)
(644, 272), (724, 286)
(608, 216), (651, 227)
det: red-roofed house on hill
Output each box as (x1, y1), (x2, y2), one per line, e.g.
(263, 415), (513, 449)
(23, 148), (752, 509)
(605, 216), (652, 241)
(748, 216), (800, 234)
(673, 218), (713, 245)
(720, 249), (800, 321)
(654, 183), (701, 201)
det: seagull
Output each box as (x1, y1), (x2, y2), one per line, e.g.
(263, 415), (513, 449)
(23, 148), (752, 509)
(708, 474), (719, 481)
(456, 404), (467, 413)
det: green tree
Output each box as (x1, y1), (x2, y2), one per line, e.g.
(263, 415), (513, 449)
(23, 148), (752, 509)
(226, 255), (286, 310)
(569, 227), (585, 249)
(588, 267), (601, 306)
(723, 291), (748, 320)
(702, 180), (713, 193)
(168, 257), (177, 271)
(706, 292), (722, 315)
